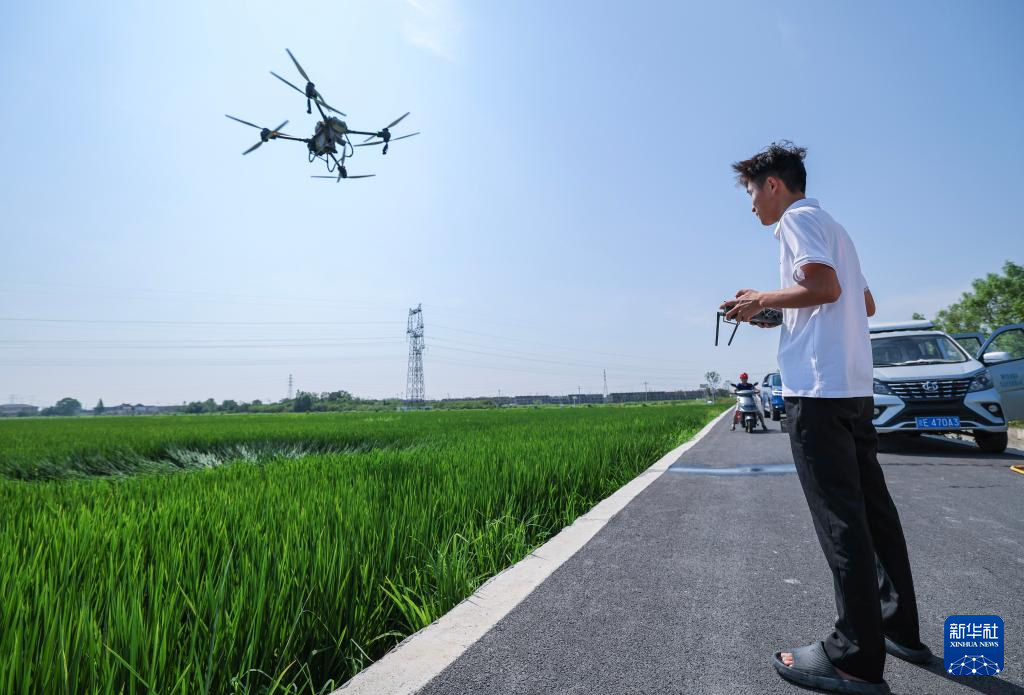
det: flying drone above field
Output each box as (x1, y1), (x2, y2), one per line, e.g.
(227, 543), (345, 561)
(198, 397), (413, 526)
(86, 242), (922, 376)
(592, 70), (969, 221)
(226, 49), (419, 182)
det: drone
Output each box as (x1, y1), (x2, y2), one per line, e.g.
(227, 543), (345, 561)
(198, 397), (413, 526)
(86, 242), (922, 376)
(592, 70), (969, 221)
(226, 49), (419, 182)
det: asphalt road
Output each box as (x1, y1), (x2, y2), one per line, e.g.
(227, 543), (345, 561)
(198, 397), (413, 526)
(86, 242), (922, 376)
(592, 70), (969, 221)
(417, 414), (1024, 695)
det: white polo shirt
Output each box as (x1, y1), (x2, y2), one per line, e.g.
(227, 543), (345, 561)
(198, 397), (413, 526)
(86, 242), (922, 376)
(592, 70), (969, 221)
(774, 198), (872, 398)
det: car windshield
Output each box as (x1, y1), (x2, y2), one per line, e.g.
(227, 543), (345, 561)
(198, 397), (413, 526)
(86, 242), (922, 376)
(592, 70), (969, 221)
(771, 374), (782, 387)
(871, 334), (968, 367)
(953, 335), (983, 356)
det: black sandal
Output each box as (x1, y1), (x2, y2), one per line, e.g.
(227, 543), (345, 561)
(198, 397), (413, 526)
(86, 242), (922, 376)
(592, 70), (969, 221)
(772, 642), (890, 694)
(884, 636), (933, 664)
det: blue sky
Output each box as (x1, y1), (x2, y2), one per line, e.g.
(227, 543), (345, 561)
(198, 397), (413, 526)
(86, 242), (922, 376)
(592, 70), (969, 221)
(1, 0), (1021, 406)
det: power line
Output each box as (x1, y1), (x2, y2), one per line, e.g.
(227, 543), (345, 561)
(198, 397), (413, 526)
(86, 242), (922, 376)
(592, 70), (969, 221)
(0, 354), (405, 368)
(0, 317), (398, 326)
(428, 333), (704, 365)
(0, 340), (407, 351)
(0, 336), (404, 344)
(428, 343), (691, 377)
(431, 323), (696, 365)
(426, 355), (720, 388)
(0, 281), (411, 311)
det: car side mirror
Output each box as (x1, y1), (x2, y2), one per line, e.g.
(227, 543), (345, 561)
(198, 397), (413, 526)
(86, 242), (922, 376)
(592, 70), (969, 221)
(982, 351), (1012, 365)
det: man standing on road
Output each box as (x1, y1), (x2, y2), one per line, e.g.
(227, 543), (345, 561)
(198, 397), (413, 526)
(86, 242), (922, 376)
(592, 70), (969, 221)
(721, 142), (931, 694)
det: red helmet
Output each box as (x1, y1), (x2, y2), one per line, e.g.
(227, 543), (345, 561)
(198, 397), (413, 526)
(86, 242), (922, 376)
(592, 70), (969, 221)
(739, 372), (748, 379)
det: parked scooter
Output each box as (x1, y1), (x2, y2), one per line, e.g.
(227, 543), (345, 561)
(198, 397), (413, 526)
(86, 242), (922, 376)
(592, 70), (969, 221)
(731, 383), (762, 433)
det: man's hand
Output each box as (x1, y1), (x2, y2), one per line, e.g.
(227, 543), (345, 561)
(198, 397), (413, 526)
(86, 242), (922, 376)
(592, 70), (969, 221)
(864, 288), (876, 317)
(721, 289), (765, 323)
(719, 263), (841, 328)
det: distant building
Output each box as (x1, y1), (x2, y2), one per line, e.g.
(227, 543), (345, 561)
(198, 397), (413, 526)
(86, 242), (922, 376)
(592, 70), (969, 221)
(100, 403), (182, 416)
(0, 403), (38, 416)
(510, 395), (558, 406)
(608, 390), (706, 404)
(435, 389), (708, 408)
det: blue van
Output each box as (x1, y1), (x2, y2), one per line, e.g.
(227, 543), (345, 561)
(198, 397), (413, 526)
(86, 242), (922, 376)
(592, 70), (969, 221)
(760, 372), (785, 421)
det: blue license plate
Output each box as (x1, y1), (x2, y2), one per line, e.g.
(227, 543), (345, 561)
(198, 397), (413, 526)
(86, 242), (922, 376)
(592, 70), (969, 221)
(915, 416), (960, 429)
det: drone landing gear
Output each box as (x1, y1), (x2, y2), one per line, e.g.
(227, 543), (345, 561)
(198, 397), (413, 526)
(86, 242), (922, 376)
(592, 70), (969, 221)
(309, 151), (375, 182)
(310, 161), (374, 181)
(329, 153), (348, 181)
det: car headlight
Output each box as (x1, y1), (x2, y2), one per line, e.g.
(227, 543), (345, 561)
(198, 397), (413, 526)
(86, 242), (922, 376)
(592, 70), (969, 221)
(968, 369), (994, 392)
(873, 379), (894, 396)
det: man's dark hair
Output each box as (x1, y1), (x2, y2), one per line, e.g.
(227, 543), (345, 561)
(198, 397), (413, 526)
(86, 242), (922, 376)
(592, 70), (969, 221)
(732, 141), (807, 193)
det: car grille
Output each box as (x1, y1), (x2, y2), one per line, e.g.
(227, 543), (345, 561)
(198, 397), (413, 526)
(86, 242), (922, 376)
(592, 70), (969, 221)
(886, 378), (971, 401)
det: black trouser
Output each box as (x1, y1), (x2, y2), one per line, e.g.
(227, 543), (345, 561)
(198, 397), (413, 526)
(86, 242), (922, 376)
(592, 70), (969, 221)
(785, 396), (921, 682)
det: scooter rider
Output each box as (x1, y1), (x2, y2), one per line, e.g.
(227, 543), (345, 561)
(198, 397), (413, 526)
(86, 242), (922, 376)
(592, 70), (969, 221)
(731, 372), (768, 431)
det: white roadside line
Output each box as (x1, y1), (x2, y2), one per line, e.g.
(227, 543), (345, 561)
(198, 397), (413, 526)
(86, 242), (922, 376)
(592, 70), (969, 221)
(333, 406), (732, 694)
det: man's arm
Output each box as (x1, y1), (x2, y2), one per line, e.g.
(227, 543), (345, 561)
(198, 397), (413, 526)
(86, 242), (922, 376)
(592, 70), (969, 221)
(723, 263), (841, 322)
(864, 288), (876, 317)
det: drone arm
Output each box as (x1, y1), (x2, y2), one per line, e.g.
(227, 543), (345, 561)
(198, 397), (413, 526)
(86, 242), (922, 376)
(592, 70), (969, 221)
(312, 98), (330, 122)
(272, 134), (309, 143)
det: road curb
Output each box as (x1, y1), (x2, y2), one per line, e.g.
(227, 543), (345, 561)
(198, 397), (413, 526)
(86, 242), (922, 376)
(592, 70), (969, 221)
(332, 406), (732, 694)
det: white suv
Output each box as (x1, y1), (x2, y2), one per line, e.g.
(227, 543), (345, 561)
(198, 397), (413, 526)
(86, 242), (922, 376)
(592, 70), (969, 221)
(870, 321), (1022, 453)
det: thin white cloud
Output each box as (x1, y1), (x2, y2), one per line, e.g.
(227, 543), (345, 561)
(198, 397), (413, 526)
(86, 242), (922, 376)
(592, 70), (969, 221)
(402, 0), (460, 61)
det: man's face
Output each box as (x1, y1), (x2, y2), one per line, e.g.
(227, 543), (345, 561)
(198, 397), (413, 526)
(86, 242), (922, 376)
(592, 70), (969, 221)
(746, 177), (783, 226)
(740, 376), (748, 383)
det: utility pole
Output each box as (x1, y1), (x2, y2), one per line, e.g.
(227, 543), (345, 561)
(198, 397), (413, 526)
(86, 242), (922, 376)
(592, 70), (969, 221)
(644, 381), (649, 402)
(603, 369), (609, 402)
(406, 304), (425, 405)
(287, 374), (293, 400)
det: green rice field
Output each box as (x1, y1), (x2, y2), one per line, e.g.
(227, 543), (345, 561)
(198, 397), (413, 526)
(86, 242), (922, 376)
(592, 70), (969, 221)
(0, 403), (725, 694)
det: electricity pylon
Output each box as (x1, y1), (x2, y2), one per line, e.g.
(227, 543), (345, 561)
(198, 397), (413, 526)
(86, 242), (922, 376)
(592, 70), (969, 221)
(406, 304), (425, 404)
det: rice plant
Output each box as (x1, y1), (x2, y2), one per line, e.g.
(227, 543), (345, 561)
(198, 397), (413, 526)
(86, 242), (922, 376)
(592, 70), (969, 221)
(0, 403), (724, 694)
